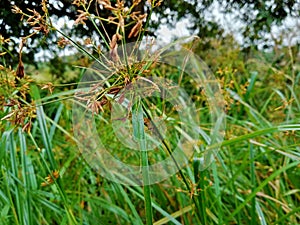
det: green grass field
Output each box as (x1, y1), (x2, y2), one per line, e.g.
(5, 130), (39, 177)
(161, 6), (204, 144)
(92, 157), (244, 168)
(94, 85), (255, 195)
(1, 35), (300, 225)
(1, 1), (300, 223)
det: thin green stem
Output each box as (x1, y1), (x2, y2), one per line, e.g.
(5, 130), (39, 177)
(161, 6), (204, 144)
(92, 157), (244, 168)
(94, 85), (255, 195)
(132, 98), (153, 225)
(250, 143), (256, 225)
(140, 103), (201, 221)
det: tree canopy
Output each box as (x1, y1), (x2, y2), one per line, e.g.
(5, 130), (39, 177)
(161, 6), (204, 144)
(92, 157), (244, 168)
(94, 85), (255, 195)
(154, 0), (300, 45)
(1, 0), (299, 65)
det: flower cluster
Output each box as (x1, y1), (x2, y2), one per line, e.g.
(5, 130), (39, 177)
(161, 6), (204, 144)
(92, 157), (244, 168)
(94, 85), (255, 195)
(12, 0), (51, 37)
(41, 170), (60, 187)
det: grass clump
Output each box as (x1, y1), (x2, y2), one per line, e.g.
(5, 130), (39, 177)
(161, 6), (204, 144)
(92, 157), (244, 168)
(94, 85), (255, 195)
(0, 0), (300, 225)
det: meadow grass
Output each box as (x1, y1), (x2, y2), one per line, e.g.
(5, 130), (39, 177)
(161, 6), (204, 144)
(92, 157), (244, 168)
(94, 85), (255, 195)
(1, 1), (300, 224)
(1, 41), (300, 224)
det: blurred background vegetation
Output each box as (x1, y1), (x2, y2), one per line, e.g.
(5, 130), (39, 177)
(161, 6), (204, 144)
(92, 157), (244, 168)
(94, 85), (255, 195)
(1, 0), (299, 60)
(1, 0), (299, 85)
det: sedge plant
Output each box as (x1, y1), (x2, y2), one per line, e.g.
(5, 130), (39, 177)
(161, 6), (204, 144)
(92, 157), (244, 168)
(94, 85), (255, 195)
(0, 0), (300, 225)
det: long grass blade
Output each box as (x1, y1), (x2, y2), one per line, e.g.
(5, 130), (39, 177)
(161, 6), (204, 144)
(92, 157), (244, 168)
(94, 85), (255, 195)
(132, 97), (153, 225)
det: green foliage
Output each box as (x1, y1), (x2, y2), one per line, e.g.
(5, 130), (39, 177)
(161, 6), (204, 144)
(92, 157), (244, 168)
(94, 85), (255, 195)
(152, 0), (300, 46)
(1, 36), (300, 224)
(1, 0), (299, 65)
(1, 1), (300, 225)
(0, 0), (145, 65)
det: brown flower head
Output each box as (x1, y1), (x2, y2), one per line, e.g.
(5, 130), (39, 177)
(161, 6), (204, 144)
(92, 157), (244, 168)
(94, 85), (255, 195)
(74, 10), (89, 25)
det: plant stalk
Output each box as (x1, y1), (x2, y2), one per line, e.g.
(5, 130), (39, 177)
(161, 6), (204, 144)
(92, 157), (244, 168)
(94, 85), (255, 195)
(132, 98), (153, 225)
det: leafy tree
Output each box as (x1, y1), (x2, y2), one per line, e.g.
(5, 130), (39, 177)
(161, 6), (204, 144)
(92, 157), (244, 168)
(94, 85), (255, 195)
(0, 0), (299, 65)
(154, 0), (300, 47)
